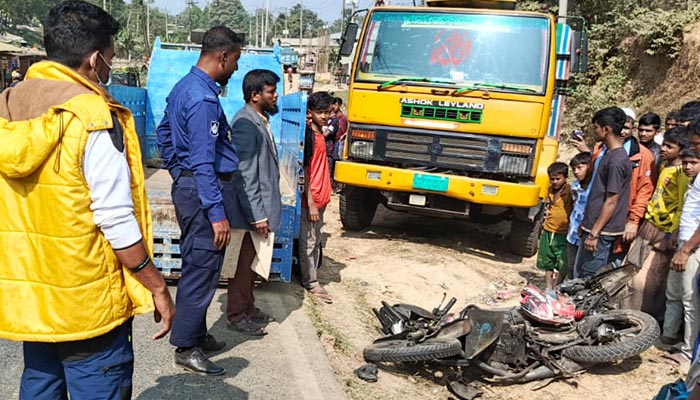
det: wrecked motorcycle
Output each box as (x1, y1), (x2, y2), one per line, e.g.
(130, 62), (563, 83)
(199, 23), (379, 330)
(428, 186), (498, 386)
(363, 264), (660, 384)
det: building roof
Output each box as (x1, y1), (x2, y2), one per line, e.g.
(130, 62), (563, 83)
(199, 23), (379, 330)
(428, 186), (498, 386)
(272, 34), (340, 49)
(0, 42), (25, 54)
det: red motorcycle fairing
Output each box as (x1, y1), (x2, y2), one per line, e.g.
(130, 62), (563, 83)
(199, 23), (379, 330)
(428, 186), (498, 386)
(520, 285), (576, 325)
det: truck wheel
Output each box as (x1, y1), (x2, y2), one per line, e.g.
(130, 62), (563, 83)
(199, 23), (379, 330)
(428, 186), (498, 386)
(509, 212), (543, 257)
(340, 187), (379, 230)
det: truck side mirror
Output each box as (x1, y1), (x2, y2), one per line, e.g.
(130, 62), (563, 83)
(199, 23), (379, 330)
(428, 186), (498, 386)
(570, 30), (588, 73)
(340, 23), (359, 57)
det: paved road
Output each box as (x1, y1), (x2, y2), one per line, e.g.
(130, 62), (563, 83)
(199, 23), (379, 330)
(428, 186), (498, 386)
(0, 283), (347, 400)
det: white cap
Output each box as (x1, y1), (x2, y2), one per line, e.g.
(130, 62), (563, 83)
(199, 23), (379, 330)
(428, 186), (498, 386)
(620, 107), (636, 121)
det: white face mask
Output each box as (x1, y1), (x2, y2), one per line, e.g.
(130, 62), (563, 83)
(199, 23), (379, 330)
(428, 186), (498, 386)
(92, 53), (113, 87)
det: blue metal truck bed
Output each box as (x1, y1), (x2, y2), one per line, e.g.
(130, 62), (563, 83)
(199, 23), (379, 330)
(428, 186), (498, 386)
(110, 37), (306, 283)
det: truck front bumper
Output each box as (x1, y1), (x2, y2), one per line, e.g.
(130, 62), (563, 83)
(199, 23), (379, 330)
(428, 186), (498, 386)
(334, 161), (540, 208)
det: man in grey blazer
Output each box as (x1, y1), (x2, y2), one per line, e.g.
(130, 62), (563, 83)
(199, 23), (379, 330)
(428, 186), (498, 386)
(225, 69), (281, 336)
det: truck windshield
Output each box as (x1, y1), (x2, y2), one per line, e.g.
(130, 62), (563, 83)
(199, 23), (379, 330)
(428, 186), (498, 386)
(355, 11), (551, 94)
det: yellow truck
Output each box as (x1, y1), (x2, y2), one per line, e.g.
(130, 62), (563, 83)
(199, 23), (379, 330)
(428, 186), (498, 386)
(335, 0), (586, 256)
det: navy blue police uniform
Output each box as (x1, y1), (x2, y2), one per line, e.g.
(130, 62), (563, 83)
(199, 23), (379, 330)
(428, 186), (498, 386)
(156, 66), (238, 349)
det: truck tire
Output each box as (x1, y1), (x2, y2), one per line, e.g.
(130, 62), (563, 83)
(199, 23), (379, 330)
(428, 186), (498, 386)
(340, 187), (379, 230)
(509, 213), (543, 257)
(562, 310), (659, 364)
(363, 339), (462, 363)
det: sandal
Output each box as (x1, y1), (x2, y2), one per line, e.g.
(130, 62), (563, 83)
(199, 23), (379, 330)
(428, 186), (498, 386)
(308, 287), (333, 304)
(249, 307), (275, 324)
(228, 317), (268, 336)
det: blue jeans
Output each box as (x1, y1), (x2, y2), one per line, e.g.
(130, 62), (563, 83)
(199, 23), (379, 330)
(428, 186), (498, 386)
(20, 320), (133, 400)
(574, 234), (616, 278)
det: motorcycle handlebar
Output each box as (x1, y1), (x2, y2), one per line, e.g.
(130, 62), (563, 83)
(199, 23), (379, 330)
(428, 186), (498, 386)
(440, 297), (457, 316)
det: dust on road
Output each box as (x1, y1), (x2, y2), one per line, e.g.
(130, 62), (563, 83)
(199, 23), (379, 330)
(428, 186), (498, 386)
(307, 193), (682, 400)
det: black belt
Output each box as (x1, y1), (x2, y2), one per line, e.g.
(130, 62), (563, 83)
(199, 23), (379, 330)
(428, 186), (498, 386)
(179, 170), (234, 182)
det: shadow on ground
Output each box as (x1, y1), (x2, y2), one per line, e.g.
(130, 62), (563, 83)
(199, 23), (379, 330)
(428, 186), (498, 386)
(339, 205), (523, 264)
(585, 355), (644, 376)
(136, 357), (250, 400)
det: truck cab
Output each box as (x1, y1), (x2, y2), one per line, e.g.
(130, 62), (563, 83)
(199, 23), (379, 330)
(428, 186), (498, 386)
(280, 46), (298, 73)
(336, 0), (584, 256)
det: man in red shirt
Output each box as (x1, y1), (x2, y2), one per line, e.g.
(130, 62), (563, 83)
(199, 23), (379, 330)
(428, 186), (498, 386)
(300, 92), (333, 303)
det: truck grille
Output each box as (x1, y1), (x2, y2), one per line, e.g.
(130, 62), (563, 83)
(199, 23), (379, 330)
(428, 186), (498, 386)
(401, 105), (483, 124)
(374, 129), (535, 176)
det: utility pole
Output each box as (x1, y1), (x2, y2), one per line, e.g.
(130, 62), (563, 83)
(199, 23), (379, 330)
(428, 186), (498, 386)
(300, 0), (303, 56)
(559, 0), (568, 24)
(165, 8), (169, 42)
(255, 10), (259, 47)
(185, 0), (195, 32)
(264, 0), (270, 47)
(146, 0), (150, 48)
(340, 0), (346, 34)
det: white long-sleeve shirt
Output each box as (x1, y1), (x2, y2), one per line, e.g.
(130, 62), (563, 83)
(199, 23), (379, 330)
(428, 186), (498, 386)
(82, 129), (143, 249)
(679, 176), (700, 241)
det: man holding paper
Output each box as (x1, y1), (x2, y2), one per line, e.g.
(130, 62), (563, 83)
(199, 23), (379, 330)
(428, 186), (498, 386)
(225, 69), (281, 336)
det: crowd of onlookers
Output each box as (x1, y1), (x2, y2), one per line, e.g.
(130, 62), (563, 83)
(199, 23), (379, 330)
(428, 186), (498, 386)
(537, 102), (700, 392)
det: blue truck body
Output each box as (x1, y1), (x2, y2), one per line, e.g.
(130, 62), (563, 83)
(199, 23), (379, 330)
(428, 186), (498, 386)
(110, 37), (306, 283)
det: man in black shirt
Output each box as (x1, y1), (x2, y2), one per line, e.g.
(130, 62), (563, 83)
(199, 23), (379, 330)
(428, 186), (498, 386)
(575, 107), (632, 278)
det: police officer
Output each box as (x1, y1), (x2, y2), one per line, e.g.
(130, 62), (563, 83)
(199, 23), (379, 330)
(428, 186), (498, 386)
(156, 26), (242, 376)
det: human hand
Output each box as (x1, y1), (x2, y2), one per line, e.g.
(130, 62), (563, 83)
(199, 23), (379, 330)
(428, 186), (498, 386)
(308, 204), (320, 222)
(671, 248), (689, 272)
(151, 288), (175, 340)
(670, 233), (679, 250)
(211, 219), (231, 249)
(253, 220), (270, 238)
(571, 135), (590, 152)
(584, 234), (598, 252)
(622, 222), (638, 243)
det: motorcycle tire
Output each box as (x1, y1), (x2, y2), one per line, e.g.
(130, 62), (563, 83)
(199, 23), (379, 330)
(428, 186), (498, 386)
(562, 309), (659, 364)
(363, 339), (462, 363)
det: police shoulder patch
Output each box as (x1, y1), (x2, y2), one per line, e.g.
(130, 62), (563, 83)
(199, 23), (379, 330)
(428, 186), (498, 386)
(210, 120), (220, 137)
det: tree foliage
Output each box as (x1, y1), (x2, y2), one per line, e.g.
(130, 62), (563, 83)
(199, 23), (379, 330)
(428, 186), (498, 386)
(205, 0), (250, 34)
(516, 1), (700, 129)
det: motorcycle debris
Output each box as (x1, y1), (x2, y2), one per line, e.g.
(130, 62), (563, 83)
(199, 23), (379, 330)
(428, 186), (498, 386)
(354, 363), (379, 382)
(447, 379), (483, 400)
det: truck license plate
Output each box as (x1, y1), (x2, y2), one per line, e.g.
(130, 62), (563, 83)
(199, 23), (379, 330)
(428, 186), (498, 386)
(412, 174), (448, 192)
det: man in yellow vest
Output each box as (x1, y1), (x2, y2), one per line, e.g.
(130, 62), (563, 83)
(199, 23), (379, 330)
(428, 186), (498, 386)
(0, 1), (175, 399)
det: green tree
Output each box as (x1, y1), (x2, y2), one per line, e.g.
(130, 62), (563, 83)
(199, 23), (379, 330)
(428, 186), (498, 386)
(286, 4), (324, 40)
(205, 0), (250, 36)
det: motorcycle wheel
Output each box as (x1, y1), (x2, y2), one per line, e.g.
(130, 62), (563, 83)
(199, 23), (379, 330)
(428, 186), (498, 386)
(363, 339), (462, 363)
(562, 309), (659, 363)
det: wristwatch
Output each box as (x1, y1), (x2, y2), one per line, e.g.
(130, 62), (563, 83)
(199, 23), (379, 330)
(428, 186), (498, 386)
(587, 233), (599, 240)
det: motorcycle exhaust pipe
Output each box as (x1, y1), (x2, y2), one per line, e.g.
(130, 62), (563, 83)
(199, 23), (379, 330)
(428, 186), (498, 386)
(474, 359), (583, 383)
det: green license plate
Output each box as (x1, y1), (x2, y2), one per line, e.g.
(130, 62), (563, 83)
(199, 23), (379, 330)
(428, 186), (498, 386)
(412, 174), (449, 192)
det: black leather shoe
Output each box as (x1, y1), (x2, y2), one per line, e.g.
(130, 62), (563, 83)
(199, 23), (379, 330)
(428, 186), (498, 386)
(196, 333), (226, 353)
(174, 347), (225, 376)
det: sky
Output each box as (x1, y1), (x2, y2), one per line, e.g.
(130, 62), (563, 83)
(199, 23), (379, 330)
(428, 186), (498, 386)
(152, 0), (412, 24)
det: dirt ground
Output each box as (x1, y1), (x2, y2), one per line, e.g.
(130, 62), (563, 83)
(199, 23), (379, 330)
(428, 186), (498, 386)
(300, 195), (684, 400)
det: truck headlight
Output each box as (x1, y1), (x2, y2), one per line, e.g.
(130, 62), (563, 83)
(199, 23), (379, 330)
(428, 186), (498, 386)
(350, 140), (374, 159)
(499, 155), (529, 175)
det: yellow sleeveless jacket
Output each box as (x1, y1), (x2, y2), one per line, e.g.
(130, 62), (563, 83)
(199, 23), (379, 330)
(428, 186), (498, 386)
(0, 61), (154, 342)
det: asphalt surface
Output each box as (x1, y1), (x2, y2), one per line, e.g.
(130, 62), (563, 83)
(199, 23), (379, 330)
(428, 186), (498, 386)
(0, 283), (348, 400)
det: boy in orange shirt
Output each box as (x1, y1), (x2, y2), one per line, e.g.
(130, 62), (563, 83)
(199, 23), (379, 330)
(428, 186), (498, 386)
(538, 162), (574, 289)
